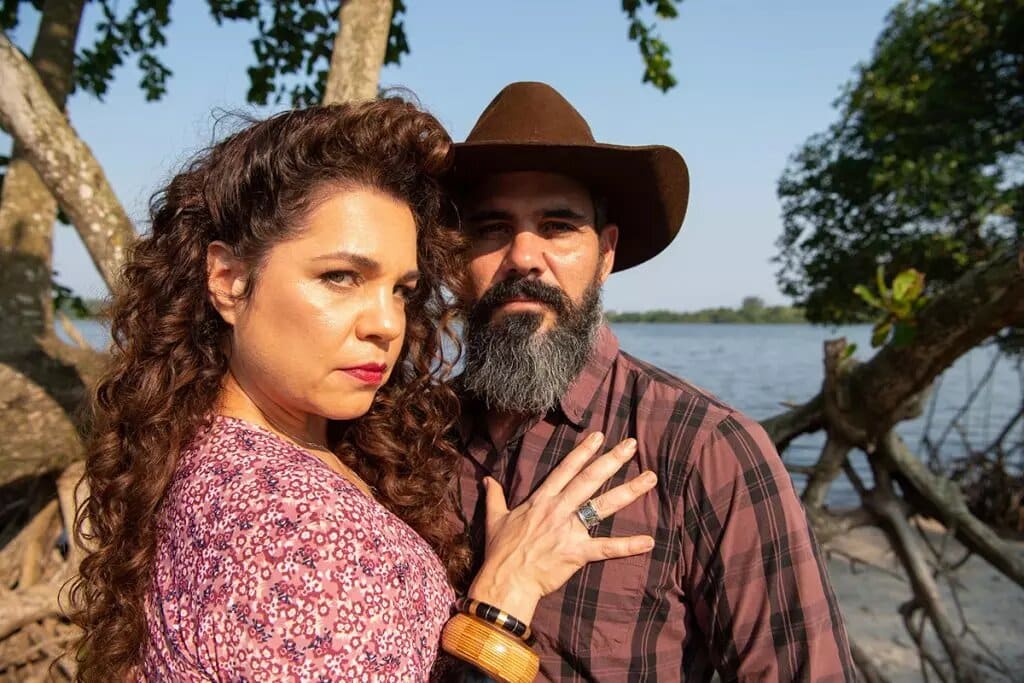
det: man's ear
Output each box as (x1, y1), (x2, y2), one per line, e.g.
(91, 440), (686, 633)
(206, 241), (248, 326)
(597, 224), (619, 284)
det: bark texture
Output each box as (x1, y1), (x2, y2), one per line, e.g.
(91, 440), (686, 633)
(0, 0), (86, 353)
(322, 0), (393, 104)
(0, 30), (135, 289)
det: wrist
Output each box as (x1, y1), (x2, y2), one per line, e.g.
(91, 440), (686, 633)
(466, 576), (541, 626)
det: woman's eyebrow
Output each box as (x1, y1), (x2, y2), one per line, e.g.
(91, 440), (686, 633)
(314, 251), (419, 282)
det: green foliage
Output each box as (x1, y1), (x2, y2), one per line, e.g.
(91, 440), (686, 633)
(3, 0), (174, 101)
(75, 0), (173, 101)
(854, 266), (928, 348)
(208, 0), (410, 106)
(51, 273), (90, 317)
(606, 298), (805, 324)
(0, 0), (42, 31)
(775, 0), (1023, 325)
(621, 0), (680, 92)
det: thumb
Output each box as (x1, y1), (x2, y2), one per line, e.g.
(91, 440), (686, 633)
(483, 477), (509, 527)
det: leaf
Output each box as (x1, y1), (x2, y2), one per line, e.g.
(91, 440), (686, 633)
(871, 320), (892, 348)
(842, 343), (858, 360)
(892, 268), (925, 302)
(853, 284), (884, 309)
(875, 265), (890, 301)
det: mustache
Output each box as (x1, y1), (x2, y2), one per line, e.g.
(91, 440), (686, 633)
(472, 277), (570, 320)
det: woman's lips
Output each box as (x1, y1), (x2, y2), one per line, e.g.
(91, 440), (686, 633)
(341, 364), (386, 385)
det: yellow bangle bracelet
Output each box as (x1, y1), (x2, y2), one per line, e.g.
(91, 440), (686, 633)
(440, 612), (540, 683)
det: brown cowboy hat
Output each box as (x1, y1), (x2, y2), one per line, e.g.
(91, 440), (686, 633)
(449, 81), (689, 272)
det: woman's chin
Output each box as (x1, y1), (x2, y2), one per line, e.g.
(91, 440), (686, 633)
(316, 397), (376, 422)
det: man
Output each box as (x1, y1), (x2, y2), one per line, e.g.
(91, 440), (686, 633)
(448, 82), (855, 682)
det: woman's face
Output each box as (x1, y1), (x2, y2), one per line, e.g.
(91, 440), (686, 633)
(210, 187), (419, 421)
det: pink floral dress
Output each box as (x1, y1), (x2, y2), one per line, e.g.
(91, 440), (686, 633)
(141, 416), (455, 682)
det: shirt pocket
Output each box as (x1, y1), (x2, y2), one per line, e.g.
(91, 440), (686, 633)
(555, 528), (654, 651)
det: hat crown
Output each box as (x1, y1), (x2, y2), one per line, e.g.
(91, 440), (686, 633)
(465, 82), (596, 146)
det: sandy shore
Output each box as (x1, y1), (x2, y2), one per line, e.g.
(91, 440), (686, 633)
(826, 523), (1024, 681)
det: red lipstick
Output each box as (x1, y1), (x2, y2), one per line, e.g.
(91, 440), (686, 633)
(342, 363), (387, 385)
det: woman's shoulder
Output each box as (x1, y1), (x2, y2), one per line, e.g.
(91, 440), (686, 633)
(163, 416), (368, 532)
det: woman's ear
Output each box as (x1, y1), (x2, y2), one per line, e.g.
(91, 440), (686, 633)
(206, 241), (248, 325)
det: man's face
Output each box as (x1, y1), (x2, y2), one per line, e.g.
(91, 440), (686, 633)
(462, 171), (618, 329)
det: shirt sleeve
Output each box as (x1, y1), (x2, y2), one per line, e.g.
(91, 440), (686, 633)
(678, 412), (856, 682)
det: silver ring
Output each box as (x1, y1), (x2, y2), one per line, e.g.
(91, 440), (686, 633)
(575, 499), (602, 534)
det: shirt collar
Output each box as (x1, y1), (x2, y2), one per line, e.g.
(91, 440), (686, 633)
(558, 323), (619, 427)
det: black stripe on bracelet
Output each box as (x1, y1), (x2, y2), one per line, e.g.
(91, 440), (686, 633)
(456, 597), (533, 643)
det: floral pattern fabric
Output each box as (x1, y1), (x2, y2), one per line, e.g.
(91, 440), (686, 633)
(142, 415), (454, 682)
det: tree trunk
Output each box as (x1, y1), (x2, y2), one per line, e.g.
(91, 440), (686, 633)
(762, 246), (1024, 446)
(322, 0), (393, 105)
(0, 0), (87, 355)
(0, 30), (135, 289)
(851, 248), (1024, 438)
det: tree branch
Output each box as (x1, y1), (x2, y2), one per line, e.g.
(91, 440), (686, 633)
(877, 431), (1024, 589)
(867, 472), (981, 682)
(761, 394), (824, 450)
(0, 30), (135, 288)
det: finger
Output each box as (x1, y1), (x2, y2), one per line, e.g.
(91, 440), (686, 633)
(589, 471), (657, 520)
(561, 438), (638, 507)
(532, 432), (605, 498)
(483, 477), (509, 537)
(583, 535), (656, 563)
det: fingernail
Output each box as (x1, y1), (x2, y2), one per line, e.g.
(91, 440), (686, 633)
(624, 438), (638, 453)
(642, 471), (657, 485)
(642, 537), (655, 551)
(590, 432), (605, 445)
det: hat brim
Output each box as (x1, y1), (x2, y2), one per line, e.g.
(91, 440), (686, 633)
(448, 142), (689, 272)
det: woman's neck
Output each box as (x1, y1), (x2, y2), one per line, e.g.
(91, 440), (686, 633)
(216, 371), (376, 499)
(217, 370), (329, 450)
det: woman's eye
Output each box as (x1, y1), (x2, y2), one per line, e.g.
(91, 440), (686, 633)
(321, 270), (359, 286)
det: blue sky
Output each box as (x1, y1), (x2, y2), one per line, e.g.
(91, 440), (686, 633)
(5, 0), (895, 311)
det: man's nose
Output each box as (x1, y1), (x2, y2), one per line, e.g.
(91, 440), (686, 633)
(502, 229), (545, 278)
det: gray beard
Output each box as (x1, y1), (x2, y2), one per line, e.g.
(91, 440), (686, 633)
(462, 282), (603, 415)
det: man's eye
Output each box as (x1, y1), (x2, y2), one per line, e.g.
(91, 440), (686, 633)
(544, 221), (578, 234)
(396, 283), (419, 302)
(472, 223), (508, 238)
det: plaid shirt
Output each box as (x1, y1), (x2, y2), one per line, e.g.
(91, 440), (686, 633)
(455, 325), (854, 682)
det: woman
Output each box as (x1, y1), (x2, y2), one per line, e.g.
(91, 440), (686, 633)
(69, 98), (655, 681)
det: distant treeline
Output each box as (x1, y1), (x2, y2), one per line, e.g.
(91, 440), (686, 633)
(66, 295), (804, 324)
(606, 297), (805, 324)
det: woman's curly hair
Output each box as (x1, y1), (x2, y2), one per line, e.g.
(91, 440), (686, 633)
(68, 98), (470, 681)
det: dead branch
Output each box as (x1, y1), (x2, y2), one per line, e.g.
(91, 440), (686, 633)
(877, 431), (1024, 588)
(803, 431), (852, 510)
(869, 466), (983, 682)
(57, 461), (86, 570)
(761, 394), (824, 449)
(849, 638), (893, 683)
(15, 499), (58, 589)
(0, 574), (66, 641)
(0, 363), (84, 489)
(56, 312), (92, 352)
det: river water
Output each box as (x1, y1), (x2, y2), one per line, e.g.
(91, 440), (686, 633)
(66, 319), (1023, 506)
